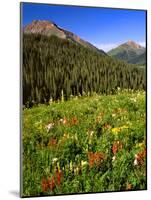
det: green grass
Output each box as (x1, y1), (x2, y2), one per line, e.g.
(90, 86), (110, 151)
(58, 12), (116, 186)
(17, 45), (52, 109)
(22, 90), (146, 197)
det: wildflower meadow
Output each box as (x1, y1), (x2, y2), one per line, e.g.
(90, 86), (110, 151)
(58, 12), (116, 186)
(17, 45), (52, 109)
(22, 90), (146, 196)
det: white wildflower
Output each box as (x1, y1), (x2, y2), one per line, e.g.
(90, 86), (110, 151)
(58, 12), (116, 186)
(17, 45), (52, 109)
(52, 158), (58, 163)
(45, 122), (54, 132)
(134, 154), (138, 166)
(59, 118), (63, 122)
(74, 167), (79, 174)
(81, 160), (88, 167)
(60, 118), (67, 125)
(90, 131), (94, 137)
(49, 98), (53, 104)
(130, 97), (137, 103)
(134, 158), (138, 166)
(112, 156), (116, 162)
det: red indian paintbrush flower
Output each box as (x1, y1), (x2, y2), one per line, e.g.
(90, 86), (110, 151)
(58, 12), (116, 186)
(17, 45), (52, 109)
(112, 140), (123, 155)
(88, 152), (94, 168)
(41, 178), (48, 192)
(41, 170), (63, 192)
(70, 117), (78, 125)
(103, 123), (112, 130)
(126, 183), (132, 190)
(41, 176), (56, 192)
(134, 149), (146, 166)
(56, 170), (63, 186)
(48, 138), (57, 147)
(88, 152), (104, 168)
(47, 176), (55, 191)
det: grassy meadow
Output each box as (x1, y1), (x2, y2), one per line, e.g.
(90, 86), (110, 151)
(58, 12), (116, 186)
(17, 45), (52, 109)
(22, 90), (146, 196)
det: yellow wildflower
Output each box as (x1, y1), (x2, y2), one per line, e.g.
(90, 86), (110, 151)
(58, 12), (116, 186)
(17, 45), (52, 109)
(120, 125), (129, 129)
(112, 125), (129, 134)
(111, 127), (121, 134)
(139, 143), (144, 147)
(136, 142), (144, 148)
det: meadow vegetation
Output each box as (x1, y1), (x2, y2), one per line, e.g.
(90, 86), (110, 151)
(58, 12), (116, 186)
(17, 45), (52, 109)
(22, 90), (146, 196)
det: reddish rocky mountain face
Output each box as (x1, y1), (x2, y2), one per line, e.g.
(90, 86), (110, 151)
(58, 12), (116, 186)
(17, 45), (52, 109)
(125, 40), (142, 49)
(23, 20), (66, 39)
(23, 20), (106, 55)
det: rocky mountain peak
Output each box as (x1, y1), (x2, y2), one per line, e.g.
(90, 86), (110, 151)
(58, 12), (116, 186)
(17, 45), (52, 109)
(23, 20), (57, 34)
(125, 40), (142, 49)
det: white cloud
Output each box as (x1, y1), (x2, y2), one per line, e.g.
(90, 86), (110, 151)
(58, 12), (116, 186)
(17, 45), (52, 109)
(93, 43), (120, 52)
(138, 41), (146, 47)
(93, 41), (146, 52)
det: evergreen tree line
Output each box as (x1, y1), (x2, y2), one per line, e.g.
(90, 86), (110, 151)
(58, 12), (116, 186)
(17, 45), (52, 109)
(23, 34), (146, 106)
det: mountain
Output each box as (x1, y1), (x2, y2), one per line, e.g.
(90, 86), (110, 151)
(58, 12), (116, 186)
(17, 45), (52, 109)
(23, 34), (145, 106)
(22, 21), (145, 105)
(129, 52), (146, 65)
(23, 20), (106, 55)
(108, 40), (146, 65)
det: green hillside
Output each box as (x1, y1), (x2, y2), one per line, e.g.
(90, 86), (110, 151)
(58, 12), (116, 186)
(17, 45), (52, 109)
(23, 34), (146, 106)
(108, 42), (146, 65)
(129, 52), (146, 65)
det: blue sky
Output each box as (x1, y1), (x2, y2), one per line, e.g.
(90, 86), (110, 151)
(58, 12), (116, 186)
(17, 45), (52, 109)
(22, 3), (146, 52)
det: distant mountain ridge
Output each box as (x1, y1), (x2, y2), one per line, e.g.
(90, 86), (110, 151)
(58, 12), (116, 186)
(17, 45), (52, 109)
(23, 20), (106, 55)
(108, 40), (146, 65)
